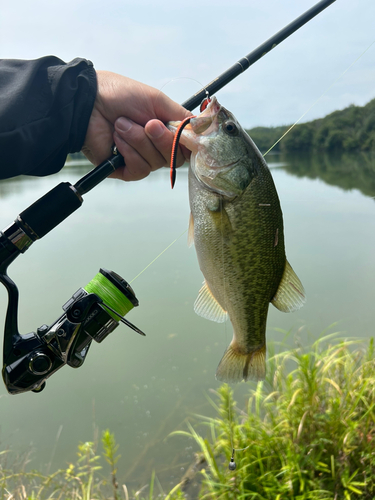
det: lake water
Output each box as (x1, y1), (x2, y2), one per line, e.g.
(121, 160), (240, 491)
(0, 151), (375, 492)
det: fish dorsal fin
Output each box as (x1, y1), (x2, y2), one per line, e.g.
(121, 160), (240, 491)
(271, 260), (306, 312)
(194, 280), (228, 323)
(188, 212), (194, 247)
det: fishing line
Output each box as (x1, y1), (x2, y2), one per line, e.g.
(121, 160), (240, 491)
(128, 83), (212, 283)
(219, 200), (229, 366)
(129, 228), (188, 284)
(157, 77), (208, 112)
(263, 38), (375, 157)
(219, 206), (236, 467)
(226, 388), (251, 471)
(219, 199), (250, 470)
(124, 78), (203, 286)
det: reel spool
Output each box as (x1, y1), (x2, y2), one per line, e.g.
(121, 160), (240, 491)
(84, 269), (138, 321)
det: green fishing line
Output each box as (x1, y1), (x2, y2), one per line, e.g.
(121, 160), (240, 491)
(84, 271), (134, 321)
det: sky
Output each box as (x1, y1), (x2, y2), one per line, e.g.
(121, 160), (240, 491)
(1, 0), (374, 129)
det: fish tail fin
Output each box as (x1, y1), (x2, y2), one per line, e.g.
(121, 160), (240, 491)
(216, 343), (266, 382)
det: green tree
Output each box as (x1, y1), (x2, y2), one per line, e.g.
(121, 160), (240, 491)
(247, 97), (375, 154)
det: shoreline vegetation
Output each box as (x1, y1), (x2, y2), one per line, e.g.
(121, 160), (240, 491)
(2, 334), (374, 499)
(246, 98), (375, 155)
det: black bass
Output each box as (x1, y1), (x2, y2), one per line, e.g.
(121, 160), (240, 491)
(168, 97), (305, 382)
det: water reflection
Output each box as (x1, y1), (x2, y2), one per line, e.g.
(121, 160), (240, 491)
(279, 151), (375, 199)
(0, 163), (92, 198)
(3, 152), (374, 201)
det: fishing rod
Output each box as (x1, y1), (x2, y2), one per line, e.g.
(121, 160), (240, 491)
(75, 0), (336, 195)
(0, 0), (336, 396)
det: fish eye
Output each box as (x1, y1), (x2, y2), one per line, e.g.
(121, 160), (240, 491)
(223, 121), (238, 136)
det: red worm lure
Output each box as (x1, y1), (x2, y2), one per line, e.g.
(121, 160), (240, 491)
(170, 97), (211, 189)
(170, 116), (195, 189)
(170, 96), (211, 189)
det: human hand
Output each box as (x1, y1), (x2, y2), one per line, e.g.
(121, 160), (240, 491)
(82, 70), (191, 181)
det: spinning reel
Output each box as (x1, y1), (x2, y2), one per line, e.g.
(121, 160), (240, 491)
(0, 156), (144, 395)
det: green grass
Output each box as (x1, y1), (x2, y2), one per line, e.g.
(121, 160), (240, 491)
(1, 334), (375, 499)
(172, 334), (375, 499)
(1, 431), (116, 500)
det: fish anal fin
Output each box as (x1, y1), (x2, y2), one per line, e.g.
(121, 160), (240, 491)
(194, 280), (228, 323)
(188, 212), (194, 247)
(216, 343), (266, 382)
(271, 260), (306, 313)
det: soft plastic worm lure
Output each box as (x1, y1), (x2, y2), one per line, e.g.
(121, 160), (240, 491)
(169, 96), (212, 189)
(170, 116), (195, 189)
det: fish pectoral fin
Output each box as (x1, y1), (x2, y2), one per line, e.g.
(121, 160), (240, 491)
(209, 204), (233, 238)
(188, 212), (194, 247)
(271, 260), (306, 312)
(194, 280), (228, 323)
(216, 343), (266, 382)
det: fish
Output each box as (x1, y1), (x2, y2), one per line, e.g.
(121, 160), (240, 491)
(167, 96), (305, 382)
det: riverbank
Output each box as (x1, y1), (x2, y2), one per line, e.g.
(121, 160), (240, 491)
(2, 335), (374, 499)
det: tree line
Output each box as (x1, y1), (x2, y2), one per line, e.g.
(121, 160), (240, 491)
(247, 97), (375, 154)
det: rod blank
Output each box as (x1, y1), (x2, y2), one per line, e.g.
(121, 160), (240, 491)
(182, 0), (336, 111)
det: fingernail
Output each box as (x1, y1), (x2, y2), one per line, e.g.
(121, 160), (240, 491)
(116, 117), (133, 133)
(148, 121), (164, 139)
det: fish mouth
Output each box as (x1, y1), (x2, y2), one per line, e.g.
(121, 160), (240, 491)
(198, 95), (221, 117)
(190, 95), (221, 133)
(167, 96), (221, 153)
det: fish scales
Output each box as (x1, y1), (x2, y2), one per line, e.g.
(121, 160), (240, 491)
(168, 97), (305, 382)
(190, 154), (285, 347)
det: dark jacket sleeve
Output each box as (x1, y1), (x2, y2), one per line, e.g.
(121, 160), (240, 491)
(0, 56), (97, 179)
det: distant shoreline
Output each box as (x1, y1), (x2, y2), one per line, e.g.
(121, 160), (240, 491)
(247, 97), (375, 155)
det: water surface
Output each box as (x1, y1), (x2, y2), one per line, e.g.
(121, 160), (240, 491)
(0, 152), (374, 491)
